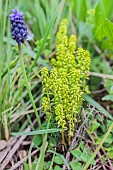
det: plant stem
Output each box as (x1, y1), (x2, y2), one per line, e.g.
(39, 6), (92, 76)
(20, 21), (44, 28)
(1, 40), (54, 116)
(83, 122), (113, 170)
(18, 43), (42, 130)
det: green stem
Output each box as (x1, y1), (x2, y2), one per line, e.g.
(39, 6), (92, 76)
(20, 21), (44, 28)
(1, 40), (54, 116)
(83, 122), (113, 170)
(19, 44), (42, 130)
(0, 0), (9, 138)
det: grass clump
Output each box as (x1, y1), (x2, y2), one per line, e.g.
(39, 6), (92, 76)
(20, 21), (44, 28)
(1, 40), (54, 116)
(41, 19), (91, 144)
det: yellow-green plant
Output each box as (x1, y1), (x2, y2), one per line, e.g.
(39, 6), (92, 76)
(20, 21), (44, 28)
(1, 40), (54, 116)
(41, 19), (91, 144)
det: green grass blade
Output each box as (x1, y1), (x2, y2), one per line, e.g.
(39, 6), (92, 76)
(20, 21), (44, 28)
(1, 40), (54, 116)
(0, 0), (3, 119)
(20, 50), (42, 130)
(31, 1), (63, 69)
(36, 134), (47, 170)
(7, 20), (11, 99)
(2, 57), (19, 79)
(0, 0), (9, 138)
(34, 0), (46, 37)
(83, 94), (113, 120)
(11, 128), (62, 136)
(36, 118), (50, 170)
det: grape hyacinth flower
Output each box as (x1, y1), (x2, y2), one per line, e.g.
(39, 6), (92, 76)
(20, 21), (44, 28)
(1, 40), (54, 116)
(9, 10), (42, 130)
(9, 9), (28, 44)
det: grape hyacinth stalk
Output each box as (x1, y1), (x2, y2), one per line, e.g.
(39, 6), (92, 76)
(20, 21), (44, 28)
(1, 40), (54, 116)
(9, 9), (42, 130)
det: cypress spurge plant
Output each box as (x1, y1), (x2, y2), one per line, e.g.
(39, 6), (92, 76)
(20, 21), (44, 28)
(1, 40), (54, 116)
(41, 19), (91, 145)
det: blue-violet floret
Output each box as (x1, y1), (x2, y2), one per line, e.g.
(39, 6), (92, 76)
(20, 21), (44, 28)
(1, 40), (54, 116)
(9, 9), (28, 43)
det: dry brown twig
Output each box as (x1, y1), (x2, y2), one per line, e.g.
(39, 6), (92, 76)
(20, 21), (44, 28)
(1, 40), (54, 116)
(88, 71), (113, 80)
(63, 107), (95, 170)
(84, 127), (106, 170)
(0, 137), (18, 164)
(93, 132), (113, 170)
(0, 119), (38, 170)
(9, 149), (39, 170)
(0, 126), (31, 170)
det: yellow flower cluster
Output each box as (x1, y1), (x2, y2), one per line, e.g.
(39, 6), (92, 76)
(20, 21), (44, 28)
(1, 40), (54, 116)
(41, 19), (91, 141)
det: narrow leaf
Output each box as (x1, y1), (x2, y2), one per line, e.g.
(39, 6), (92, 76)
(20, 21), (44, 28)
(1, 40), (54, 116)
(83, 94), (113, 120)
(11, 128), (62, 136)
(31, 1), (64, 69)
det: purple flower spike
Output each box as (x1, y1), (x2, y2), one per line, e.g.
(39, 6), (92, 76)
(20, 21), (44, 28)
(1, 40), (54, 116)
(9, 9), (28, 43)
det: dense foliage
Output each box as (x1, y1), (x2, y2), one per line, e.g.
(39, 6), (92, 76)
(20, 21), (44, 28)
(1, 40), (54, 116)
(0, 0), (113, 170)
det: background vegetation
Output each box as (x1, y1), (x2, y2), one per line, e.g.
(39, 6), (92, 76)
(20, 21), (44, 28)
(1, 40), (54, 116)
(0, 0), (113, 169)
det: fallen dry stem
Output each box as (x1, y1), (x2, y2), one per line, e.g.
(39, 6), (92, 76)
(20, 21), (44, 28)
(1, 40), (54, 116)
(0, 119), (37, 170)
(88, 71), (113, 80)
(83, 122), (113, 170)
(9, 149), (39, 170)
(85, 127), (106, 170)
(0, 137), (18, 164)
